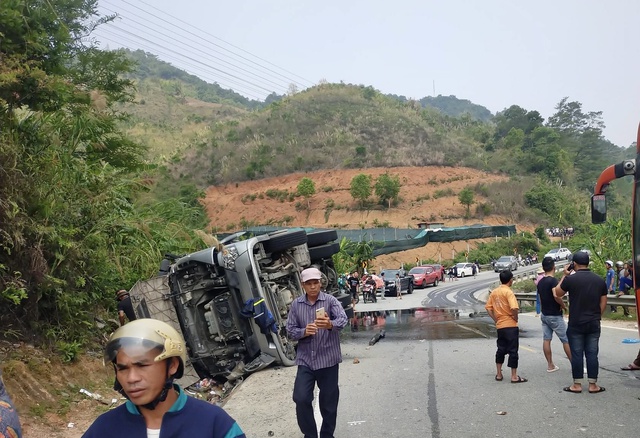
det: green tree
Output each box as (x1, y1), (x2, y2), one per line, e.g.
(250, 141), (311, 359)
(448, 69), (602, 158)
(458, 187), (474, 214)
(350, 173), (372, 208)
(374, 173), (401, 208)
(0, 0), (208, 344)
(297, 177), (316, 209)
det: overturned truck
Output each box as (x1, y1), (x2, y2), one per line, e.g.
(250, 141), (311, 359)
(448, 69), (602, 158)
(129, 229), (351, 385)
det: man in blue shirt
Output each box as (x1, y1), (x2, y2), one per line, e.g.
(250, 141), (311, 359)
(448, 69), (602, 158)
(604, 260), (616, 312)
(286, 267), (348, 438)
(82, 319), (245, 438)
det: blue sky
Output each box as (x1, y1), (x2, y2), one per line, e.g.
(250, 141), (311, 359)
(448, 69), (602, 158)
(96, 0), (640, 148)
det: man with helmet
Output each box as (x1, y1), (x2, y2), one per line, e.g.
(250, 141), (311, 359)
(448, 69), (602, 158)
(615, 261), (632, 317)
(116, 289), (136, 326)
(82, 319), (245, 438)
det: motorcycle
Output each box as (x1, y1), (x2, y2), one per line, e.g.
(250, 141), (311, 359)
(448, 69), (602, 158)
(362, 281), (377, 303)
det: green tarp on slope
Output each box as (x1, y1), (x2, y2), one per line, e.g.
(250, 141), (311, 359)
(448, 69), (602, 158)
(239, 224), (516, 257)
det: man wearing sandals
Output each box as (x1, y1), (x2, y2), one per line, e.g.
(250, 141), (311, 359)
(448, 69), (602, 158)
(621, 349), (640, 371)
(485, 270), (527, 384)
(553, 251), (608, 394)
(537, 257), (571, 373)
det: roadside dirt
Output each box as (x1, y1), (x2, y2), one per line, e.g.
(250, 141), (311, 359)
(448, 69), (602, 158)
(1, 342), (114, 437)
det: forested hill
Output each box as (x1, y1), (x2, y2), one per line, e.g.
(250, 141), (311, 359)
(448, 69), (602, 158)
(125, 50), (492, 120)
(123, 49), (631, 193)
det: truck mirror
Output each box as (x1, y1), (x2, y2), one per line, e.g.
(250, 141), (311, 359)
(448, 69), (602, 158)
(591, 194), (606, 224)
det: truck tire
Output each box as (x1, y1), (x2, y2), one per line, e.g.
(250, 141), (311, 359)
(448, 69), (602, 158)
(262, 230), (307, 253)
(308, 242), (340, 261)
(306, 230), (338, 247)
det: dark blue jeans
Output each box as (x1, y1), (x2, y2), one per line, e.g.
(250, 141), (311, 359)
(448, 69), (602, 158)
(293, 364), (340, 438)
(567, 320), (601, 380)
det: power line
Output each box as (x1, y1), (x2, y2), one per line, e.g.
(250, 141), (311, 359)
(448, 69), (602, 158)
(100, 0), (312, 93)
(99, 2), (295, 93)
(94, 30), (266, 100)
(129, 0), (313, 87)
(96, 21), (284, 96)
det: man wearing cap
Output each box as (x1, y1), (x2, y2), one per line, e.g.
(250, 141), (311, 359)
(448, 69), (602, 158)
(553, 251), (608, 394)
(537, 257), (571, 373)
(604, 260), (616, 312)
(286, 267), (348, 438)
(116, 289), (137, 326)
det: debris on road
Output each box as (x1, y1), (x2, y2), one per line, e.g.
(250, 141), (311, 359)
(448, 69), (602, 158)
(368, 329), (386, 346)
(79, 388), (111, 405)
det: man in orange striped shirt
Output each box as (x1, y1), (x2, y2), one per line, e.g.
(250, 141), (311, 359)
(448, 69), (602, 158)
(485, 270), (527, 384)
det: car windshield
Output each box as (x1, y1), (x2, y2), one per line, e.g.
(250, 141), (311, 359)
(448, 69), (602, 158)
(381, 270), (400, 277)
(455, 263), (466, 268)
(409, 267), (426, 274)
(497, 257), (511, 262)
(547, 249), (559, 254)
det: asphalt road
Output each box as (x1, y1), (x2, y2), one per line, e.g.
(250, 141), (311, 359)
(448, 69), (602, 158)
(223, 266), (640, 438)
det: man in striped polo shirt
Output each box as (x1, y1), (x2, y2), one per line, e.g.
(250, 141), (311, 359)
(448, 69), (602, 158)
(286, 267), (348, 438)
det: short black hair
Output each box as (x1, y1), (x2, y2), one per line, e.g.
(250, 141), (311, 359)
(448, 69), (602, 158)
(542, 256), (555, 272)
(499, 270), (513, 284)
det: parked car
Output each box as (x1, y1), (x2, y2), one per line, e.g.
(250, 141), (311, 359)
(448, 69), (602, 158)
(380, 268), (414, 296)
(544, 247), (572, 261)
(494, 256), (518, 272)
(455, 262), (476, 277)
(423, 263), (446, 282)
(408, 266), (440, 288)
(128, 229), (352, 384)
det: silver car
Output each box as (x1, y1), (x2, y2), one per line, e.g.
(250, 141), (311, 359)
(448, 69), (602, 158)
(494, 256), (518, 272)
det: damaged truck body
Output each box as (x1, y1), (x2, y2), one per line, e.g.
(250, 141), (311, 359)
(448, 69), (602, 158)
(129, 229), (352, 385)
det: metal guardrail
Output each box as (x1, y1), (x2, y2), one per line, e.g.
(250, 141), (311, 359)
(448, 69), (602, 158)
(488, 262), (567, 292)
(513, 292), (636, 308)
(488, 262), (637, 308)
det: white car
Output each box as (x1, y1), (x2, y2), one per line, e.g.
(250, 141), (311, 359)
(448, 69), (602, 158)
(455, 262), (476, 277)
(544, 247), (572, 261)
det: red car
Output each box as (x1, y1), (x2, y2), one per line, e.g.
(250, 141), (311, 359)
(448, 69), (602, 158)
(408, 266), (441, 288)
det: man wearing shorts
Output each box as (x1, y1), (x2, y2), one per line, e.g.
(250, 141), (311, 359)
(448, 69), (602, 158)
(485, 270), (527, 383)
(537, 257), (571, 372)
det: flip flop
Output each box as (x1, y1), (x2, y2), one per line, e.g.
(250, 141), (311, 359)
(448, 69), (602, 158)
(620, 365), (640, 371)
(588, 387), (606, 393)
(511, 376), (528, 383)
(547, 365), (560, 373)
(563, 386), (581, 394)
(495, 375), (503, 381)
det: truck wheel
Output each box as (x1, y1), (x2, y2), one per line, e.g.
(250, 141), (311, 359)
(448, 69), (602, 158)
(262, 230), (307, 253)
(306, 230), (338, 247)
(308, 242), (340, 261)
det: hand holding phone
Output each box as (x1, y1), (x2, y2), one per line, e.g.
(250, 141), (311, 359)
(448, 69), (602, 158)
(315, 307), (326, 318)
